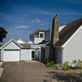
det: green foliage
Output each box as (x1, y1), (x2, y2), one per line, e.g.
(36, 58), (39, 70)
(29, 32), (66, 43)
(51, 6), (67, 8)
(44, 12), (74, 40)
(47, 61), (54, 67)
(54, 63), (62, 70)
(63, 63), (70, 71)
(55, 63), (61, 68)
(77, 60), (82, 69)
(71, 60), (77, 69)
(0, 27), (8, 42)
(46, 60), (49, 64)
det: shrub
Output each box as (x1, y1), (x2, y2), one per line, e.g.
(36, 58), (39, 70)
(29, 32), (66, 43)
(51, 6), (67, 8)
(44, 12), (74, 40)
(54, 63), (62, 70)
(46, 60), (49, 64)
(63, 63), (70, 71)
(71, 60), (77, 70)
(55, 63), (61, 68)
(47, 61), (54, 67)
(77, 60), (82, 69)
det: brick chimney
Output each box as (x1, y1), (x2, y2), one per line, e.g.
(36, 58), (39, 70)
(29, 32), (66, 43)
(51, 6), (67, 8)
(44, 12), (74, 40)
(49, 14), (59, 61)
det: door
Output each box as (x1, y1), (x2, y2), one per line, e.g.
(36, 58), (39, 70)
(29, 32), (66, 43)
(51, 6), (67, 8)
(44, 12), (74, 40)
(3, 50), (20, 61)
(43, 49), (45, 60)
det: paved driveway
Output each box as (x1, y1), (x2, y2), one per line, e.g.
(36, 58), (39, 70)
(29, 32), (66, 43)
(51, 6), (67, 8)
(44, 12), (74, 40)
(0, 61), (82, 82)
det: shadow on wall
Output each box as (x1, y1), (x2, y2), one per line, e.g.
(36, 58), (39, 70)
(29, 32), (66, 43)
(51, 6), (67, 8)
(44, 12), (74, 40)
(43, 71), (82, 82)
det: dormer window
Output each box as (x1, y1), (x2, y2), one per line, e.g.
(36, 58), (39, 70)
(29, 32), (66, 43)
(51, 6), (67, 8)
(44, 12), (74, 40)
(40, 34), (43, 37)
(39, 32), (44, 38)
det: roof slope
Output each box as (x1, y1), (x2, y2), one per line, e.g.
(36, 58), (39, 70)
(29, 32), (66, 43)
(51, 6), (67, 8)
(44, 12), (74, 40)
(30, 29), (47, 36)
(20, 44), (31, 48)
(54, 18), (82, 47)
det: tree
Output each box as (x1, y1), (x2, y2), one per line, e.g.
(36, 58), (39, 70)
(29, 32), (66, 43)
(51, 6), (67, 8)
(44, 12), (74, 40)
(0, 27), (8, 42)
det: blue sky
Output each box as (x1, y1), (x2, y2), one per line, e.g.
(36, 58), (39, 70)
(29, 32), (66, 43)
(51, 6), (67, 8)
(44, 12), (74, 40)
(0, 0), (82, 45)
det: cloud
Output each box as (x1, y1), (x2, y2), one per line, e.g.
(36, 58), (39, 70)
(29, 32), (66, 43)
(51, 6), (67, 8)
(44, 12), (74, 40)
(15, 25), (30, 29)
(41, 23), (47, 25)
(31, 19), (42, 23)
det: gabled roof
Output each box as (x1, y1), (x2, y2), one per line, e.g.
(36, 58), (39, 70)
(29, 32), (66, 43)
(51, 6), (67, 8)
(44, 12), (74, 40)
(0, 38), (31, 49)
(30, 29), (47, 36)
(20, 44), (31, 48)
(54, 18), (82, 47)
(0, 38), (22, 49)
(17, 38), (26, 44)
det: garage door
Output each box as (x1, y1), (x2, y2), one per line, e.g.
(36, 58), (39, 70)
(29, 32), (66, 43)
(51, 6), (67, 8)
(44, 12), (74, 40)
(3, 50), (20, 61)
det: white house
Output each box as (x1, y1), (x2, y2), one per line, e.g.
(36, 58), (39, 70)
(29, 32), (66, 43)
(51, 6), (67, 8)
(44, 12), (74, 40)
(0, 38), (32, 61)
(54, 18), (82, 65)
(41, 17), (82, 66)
(29, 29), (47, 44)
(28, 29), (47, 60)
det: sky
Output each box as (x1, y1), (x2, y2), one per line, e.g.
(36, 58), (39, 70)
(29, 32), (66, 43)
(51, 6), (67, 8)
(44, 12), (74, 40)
(0, 0), (82, 45)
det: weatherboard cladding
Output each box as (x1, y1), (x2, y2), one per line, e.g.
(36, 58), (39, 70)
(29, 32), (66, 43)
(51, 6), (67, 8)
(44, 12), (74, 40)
(54, 18), (82, 47)
(30, 29), (47, 36)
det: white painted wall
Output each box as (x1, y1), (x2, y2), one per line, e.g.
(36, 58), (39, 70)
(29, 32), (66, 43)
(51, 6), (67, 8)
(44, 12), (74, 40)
(45, 31), (51, 41)
(30, 35), (34, 44)
(34, 37), (45, 44)
(21, 49), (32, 60)
(63, 27), (82, 65)
(3, 41), (20, 49)
(55, 48), (63, 65)
(45, 47), (49, 59)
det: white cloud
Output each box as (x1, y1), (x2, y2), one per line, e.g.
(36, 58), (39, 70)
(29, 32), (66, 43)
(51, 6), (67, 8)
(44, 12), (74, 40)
(35, 19), (42, 22)
(41, 23), (47, 25)
(15, 25), (30, 29)
(31, 19), (42, 23)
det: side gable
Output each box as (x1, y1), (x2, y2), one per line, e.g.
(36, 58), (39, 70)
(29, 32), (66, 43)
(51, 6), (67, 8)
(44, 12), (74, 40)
(54, 18), (82, 47)
(3, 41), (21, 49)
(0, 39), (22, 49)
(17, 38), (26, 44)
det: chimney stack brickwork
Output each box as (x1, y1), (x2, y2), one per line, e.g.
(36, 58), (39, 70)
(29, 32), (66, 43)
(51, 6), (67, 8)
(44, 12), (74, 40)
(49, 16), (59, 61)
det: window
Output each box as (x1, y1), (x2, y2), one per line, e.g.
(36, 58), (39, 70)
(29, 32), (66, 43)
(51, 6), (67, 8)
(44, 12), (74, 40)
(40, 34), (43, 38)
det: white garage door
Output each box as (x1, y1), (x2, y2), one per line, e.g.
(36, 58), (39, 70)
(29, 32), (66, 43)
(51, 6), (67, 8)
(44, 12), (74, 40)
(3, 50), (20, 61)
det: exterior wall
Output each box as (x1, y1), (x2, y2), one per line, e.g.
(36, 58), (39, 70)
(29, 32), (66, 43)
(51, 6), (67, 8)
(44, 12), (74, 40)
(41, 46), (49, 60)
(3, 41), (20, 49)
(45, 47), (49, 59)
(0, 50), (1, 61)
(34, 37), (45, 44)
(63, 28), (82, 65)
(45, 31), (51, 41)
(30, 35), (34, 44)
(21, 49), (32, 60)
(55, 48), (63, 65)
